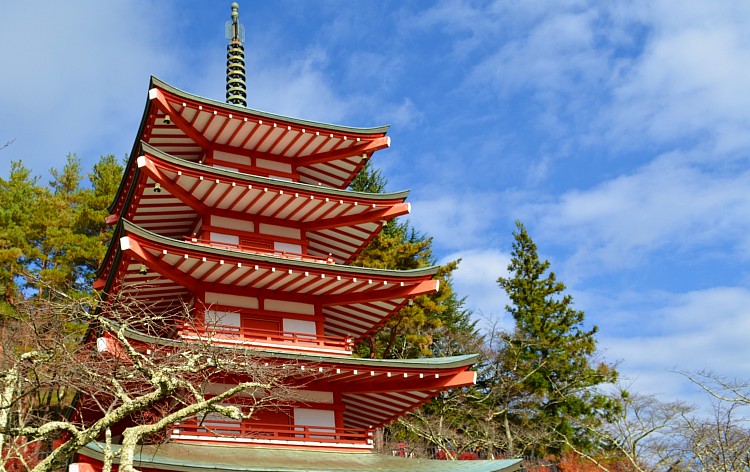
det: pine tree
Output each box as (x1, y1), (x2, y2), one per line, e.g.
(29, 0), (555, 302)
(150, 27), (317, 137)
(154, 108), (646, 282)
(0, 154), (123, 307)
(0, 161), (43, 312)
(495, 221), (618, 456)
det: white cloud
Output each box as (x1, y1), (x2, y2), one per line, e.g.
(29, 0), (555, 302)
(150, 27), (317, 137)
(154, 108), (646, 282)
(606, 9), (750, 153)
(374, 98), (424, 130)
(467, 8), (606, 100)
(441, 248), (513, 330)
(0, 1), (182, 174)
(249, 47), (352, 123)
(595, 286), (750, 402)
(408, 191), (510, 251)
(533, 151), (750, 274)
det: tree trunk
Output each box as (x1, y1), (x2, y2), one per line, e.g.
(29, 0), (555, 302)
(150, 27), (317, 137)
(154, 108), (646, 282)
(102, 428), (113, 472)
(0, 366), (19, 456)
(503, 408), (514, 456)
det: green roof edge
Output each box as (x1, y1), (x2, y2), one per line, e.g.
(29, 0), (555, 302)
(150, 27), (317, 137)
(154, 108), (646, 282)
(120, 219), (441, 278)
(140, 141), (411, 201)
(151, 76), (391, 135)
(98, 317), (477, 368)
(78, 442), (522, 472)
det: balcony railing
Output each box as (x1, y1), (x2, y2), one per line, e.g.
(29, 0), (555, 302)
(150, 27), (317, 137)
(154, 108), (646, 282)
(184, 237), (334, 264)
(178, 324), (353, 355)
(171, 420), (373, 448)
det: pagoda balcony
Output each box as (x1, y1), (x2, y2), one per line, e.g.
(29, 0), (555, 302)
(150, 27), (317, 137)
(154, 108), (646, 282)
(170, 420), (373, 450)
(178, 324), (354, 356)
(184, 236), (335, 264)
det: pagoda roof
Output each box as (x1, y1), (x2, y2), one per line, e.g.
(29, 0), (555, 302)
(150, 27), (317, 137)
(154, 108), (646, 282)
(108, 142), (410, 264)
(78, 442), (522, 472)
(109, 322), (477, 431)
(97, 220), (440, 342)
(133, 77), (390, 189)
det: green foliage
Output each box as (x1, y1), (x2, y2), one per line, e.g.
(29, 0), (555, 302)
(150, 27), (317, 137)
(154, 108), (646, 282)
(348, 162), (479, 359)
(349, 160), (387, 194)
(0, 161), (42, 312)
(0, 154), (124, 310)
(494, 221), (618, 455)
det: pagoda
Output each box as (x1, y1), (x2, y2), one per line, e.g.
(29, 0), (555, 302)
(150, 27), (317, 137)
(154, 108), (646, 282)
(70, 4), (520, 472)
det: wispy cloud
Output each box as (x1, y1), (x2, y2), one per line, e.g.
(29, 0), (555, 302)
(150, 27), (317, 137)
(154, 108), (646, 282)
(532, 151), (750, 275)
(0, 1), (181, 173)
(440, 248), (513, 329)
(604, 4), (750, 154)
(598, 286), (750, 400)
(249, 47), (353, 123)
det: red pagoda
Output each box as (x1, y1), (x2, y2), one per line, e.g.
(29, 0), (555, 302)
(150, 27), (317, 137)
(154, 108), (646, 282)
(70, 4), (520, 472)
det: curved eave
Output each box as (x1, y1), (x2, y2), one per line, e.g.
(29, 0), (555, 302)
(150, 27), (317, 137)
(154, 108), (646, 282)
(115, 324), (476, 430)
(143, 77), (390, 189)
(121, 219), (438, 279)
(119, 321), (476, 369)
(122, 142), (410, 263)
(141, 141), (409, 201)
(98, 220), (439, 341)
(151, 76), (390, 135)
(108, 76), (392, 217)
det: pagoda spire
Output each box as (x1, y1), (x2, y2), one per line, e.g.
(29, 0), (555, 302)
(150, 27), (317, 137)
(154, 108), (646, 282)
(225, 2), (247, 107)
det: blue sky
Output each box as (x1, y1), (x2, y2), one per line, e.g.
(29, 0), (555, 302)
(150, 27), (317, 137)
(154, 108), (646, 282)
(2, 1), (749, 408)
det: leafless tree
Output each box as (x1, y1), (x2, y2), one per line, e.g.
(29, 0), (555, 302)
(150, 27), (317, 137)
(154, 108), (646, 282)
(561, 387), (694, 472)
(0, 291), (303, 472)
(681, 371), (750, 408)
(563, 375), (750, 472)
(677, 401), (750, 472)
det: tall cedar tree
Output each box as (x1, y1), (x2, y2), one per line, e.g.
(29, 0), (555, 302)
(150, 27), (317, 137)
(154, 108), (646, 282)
(348, 162), (478, 360)
(349, 162), (483, 458)
(496, 221), (618, 456)
(0, 154), (123, 312)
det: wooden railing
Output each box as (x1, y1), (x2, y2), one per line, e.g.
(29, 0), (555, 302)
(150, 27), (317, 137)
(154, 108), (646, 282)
(184, 236), (334, 264)
(171, 420), (373, 446)
(179, 324), (353, 353)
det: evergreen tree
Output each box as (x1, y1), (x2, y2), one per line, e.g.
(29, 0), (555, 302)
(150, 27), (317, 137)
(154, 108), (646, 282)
(0, 161), (43, 312)
(348, 162), (477, 359)
(348, 162), (483, 457)
(495, 221), (618, 456)
(0, 154), (123, 308)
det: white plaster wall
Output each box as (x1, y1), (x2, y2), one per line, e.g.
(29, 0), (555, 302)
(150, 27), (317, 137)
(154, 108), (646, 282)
(214, 150), (247, 165)
(205, 292), (259, 309)
(259, 223), (301, 239)
(274, 241), (302, 254)
(256, 158), (292, 174)
(205, 310), (240, 328)
(294, 408), (335, 429)
(208, 232), (239, 245)
(265, 299), (314, 315)
(283, 319), (316, 336)
(210, 215), (255, 233)
(296, 390), (334, 404)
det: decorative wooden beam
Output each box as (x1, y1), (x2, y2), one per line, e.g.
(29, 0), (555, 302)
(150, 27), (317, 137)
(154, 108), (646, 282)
(304, 203), (409, 231)
(119, 236), (199, 292)
(319, 371), (474, 393)
(136, 155), (207, 215)
(297, 137), (390, 166)
(322, 279), (439, 306)
(148, 88), (211, 150)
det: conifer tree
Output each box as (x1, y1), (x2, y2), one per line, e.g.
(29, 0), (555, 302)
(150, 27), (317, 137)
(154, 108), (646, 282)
(348, 162), (476, 359)
(495, 221), (618, 455)
(0, 154), (123, 308)
(0, 161), (43, 312)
